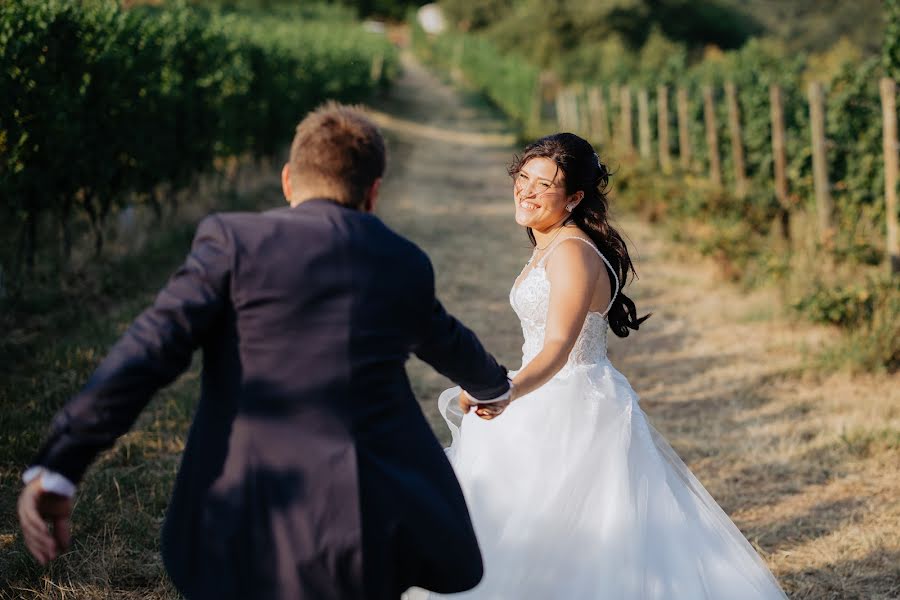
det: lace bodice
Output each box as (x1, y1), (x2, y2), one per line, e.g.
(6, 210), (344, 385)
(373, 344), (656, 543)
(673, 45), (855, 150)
(509, 237), (619, 376)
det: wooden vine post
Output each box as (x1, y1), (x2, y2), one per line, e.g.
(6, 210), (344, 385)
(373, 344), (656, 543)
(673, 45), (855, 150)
(769, 84), (791, 240)
(555, 89), (570, 131)
(724, 82), (747, 198)
(620, 86), (634, 155)
(807, 81), (834, 245)
(588, 86), (610, 145)
(554, 91), (565, 131)
(613, 84), (624, 149)
(657, 85), (672, 174)
(676, 87), (692, 169)
(637, 88), (652, 161)
(880, 77), (900, 274)
(573, 83), (587, 136)
(702, 85), (722, 186)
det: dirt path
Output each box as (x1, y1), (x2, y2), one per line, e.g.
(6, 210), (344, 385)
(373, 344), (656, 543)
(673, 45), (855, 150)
(370, 53), (900, 599)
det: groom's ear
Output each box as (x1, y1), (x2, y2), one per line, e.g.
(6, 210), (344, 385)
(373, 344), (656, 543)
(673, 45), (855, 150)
(363, 178), (381, 213)
(282, 164), (293, 204)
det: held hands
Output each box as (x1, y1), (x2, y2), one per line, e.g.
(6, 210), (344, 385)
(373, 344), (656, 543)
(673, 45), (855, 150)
(459, 390), (513, 420)
(17, 477), (73, 565)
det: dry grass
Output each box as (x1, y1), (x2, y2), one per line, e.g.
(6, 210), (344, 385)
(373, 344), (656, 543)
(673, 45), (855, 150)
(0, 163), (283, 599)
(376, 53), (900, 599)
(1, 52), (898, 598)
(608, 224), (900, 599)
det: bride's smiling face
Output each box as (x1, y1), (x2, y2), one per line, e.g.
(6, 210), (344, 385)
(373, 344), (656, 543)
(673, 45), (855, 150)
(513, 157), (571, 231)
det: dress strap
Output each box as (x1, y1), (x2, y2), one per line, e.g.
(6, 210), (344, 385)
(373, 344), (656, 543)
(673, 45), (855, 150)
(537, 236), (620, 317)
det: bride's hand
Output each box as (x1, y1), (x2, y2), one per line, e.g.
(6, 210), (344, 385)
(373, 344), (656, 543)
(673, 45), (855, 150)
(459, 391), (510, 420)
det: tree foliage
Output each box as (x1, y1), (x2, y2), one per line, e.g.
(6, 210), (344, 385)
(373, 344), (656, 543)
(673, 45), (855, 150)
(196, 0), (427, 20)
(722, 0), (885, 56)
(441, 0), (761, 78)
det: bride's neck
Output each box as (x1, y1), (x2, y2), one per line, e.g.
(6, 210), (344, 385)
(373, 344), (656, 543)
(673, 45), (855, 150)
(532, 216), (572, 247)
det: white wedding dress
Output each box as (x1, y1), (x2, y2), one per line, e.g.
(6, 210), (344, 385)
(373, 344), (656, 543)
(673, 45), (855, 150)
(407, 237), (788, 600)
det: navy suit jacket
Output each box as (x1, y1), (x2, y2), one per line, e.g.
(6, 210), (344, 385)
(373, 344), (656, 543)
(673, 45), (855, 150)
(31, 199), (510, 599)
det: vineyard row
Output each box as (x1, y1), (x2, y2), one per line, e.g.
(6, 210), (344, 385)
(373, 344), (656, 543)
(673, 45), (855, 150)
(0, 1), (398, 284)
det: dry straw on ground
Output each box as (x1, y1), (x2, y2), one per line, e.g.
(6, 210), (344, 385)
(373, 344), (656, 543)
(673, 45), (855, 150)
(1, 53), (897, 599)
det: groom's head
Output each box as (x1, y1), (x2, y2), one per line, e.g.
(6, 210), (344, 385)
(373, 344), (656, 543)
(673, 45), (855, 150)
(283, 101), (386, 212)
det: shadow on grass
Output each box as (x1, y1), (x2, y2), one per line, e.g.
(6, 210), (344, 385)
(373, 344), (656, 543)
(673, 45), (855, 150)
(780, 549), (900, 600)
(746, 496), (869, 553)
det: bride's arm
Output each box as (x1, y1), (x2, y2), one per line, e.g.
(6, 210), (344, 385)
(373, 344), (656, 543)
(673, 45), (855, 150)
(509, 240), (603, 401)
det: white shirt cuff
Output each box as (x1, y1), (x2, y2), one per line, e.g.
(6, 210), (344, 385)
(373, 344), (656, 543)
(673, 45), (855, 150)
(22, 466), (77, 498)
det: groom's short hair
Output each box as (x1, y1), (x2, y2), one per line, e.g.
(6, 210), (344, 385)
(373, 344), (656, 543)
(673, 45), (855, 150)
(288, 101), (386, 209)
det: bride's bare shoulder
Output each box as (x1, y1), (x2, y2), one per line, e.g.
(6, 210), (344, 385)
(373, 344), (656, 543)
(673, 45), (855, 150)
(544, 233), (602, 277)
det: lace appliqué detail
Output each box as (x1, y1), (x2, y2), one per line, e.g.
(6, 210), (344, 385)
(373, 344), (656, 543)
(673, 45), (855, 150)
(510, 265), (609, 376)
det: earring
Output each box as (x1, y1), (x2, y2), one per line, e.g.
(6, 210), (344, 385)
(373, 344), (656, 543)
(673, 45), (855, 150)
(565, 203), (576, 212)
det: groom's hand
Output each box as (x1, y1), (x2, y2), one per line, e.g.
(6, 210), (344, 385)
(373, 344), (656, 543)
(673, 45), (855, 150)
(18, 477), (73, 565)
(459, 391), (510, 420)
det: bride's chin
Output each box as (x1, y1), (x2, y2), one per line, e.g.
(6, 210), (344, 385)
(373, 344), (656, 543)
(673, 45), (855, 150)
(514, 208), (536, 226)
(515, 215), (535, 228)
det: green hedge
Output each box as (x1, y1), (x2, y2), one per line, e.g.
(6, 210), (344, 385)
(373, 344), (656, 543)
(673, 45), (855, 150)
(0, 1), (397, 279)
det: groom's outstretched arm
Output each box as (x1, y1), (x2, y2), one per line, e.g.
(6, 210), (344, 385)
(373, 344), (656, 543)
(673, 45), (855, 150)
(412, 261), (509, 401)
(29, 215), (232, 486)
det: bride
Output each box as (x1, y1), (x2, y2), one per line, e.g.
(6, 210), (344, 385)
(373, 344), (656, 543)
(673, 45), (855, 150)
(409, 133), (788, 599)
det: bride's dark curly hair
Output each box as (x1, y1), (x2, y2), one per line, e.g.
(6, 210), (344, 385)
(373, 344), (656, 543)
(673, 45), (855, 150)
(509, 133), (649, 337)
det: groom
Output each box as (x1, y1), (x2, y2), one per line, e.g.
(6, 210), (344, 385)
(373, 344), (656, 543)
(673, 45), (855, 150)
(17, 102), (512, 599)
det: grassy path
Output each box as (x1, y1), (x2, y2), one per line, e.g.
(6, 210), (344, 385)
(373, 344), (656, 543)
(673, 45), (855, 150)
(372, 53), (900, 600)
(1, 51), (897, 598)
